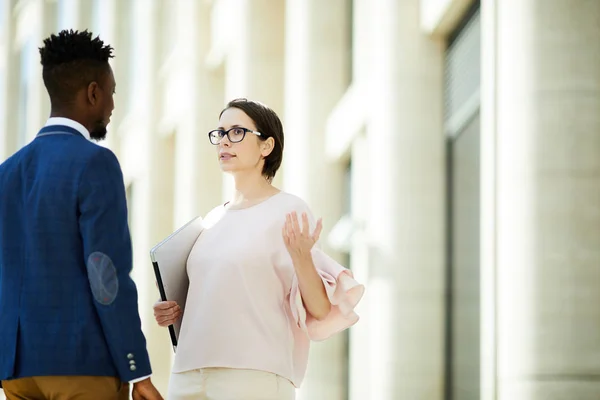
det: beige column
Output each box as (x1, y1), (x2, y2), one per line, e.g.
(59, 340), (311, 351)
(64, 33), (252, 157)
(283, 1), (350, 399)
(366, 0), (445, 398)
(481, 1), (600, 399)
(216, 0), (286, 200)
(347, 133), (371, 400)
(89, 0), (119, 153)
(170, 0), (224, 224)
(13, 1), (46, 144)
(480, 2), (496, 399)
(0, 0), (12, 160)
(118, 0), (173, 394)
(4, 3), (20, 156)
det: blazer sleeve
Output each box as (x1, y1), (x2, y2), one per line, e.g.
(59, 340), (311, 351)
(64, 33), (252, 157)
(77, 148), (152, 382)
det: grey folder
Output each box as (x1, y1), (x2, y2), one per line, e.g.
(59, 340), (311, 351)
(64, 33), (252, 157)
(150, 216), (204, 352)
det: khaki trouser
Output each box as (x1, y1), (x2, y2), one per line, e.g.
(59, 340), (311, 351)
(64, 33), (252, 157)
(1, 376), (129, 400)
(168, 368), (296, 400)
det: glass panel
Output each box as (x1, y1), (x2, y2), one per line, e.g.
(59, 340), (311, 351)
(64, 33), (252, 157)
(444, 4), (481, 123)
(449, 113), (481, 400)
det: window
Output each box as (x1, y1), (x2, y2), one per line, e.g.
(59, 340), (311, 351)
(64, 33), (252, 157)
(444, 3), (481, 400)
(447, 112), (481, 400)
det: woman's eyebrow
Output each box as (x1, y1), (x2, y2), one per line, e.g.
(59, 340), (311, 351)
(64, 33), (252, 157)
(217, 124), (242, 130)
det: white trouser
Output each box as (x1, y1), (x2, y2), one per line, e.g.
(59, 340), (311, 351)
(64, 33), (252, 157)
(167, 368), (296, 400)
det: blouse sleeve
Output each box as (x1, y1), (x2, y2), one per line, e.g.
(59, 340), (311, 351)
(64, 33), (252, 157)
(289, 247), (365, 341)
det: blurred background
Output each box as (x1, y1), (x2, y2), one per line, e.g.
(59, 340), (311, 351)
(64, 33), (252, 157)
(1, 0), (599, 399)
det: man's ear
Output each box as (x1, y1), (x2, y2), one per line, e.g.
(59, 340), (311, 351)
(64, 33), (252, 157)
(87, 82), (99, 106)
(261, 137), (275, 157)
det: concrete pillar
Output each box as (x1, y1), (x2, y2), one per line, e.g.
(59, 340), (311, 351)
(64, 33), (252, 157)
(89, 0), (119, 153)
(366, 0), (445, 398)
(218, 0), (286, 200)
(0, 0), (12, 160)
(347, 134), (371, 400)
(283, 1), (350, 399)
(171, 0), (224, 225)
(13, 1), (45, 145)
(3, 2), (20, 156)
(480, 2), (497, 399)
(57, 0), (80, 30)
(120, 0), (173, 394)
(481, 1), (600, 399)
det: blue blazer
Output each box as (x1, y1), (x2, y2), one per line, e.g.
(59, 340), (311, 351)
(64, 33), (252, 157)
(0, 125), (152, 383)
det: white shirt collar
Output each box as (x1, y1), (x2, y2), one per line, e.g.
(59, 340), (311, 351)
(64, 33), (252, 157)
(44, 117), (91, 141)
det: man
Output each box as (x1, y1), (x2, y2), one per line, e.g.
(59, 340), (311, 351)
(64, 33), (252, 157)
(0, 30), (163, 400)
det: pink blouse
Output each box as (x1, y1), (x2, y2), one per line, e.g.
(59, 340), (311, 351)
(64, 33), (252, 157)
(171, 192), (364, 387)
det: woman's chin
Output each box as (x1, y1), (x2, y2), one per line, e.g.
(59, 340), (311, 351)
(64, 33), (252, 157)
(219, 165), (238, 174)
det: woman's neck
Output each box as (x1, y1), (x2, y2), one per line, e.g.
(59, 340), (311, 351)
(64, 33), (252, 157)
(229, 172), (279, 207)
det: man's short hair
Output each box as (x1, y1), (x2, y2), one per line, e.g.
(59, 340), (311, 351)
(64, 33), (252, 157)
(39, 29), (114, 105)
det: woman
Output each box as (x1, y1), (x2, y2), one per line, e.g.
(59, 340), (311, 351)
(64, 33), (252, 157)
(153, 98), (364, 400)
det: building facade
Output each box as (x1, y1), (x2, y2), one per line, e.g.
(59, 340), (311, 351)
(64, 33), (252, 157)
(1, 0), (599, 399)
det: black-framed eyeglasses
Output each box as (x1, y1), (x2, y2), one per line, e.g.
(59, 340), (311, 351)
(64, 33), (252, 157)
(208, 127), (262, 145)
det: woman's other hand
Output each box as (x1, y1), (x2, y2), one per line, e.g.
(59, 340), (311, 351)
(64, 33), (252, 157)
(153, 300), (182, 327)
(282, 211), (322, 261)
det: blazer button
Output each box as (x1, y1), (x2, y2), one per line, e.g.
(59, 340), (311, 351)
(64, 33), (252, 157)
(129, 360), (136, 365)
(130, 365), (137, 371)
(127, 353), (134, 359)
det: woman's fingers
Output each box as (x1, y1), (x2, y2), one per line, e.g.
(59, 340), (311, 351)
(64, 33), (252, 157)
(154, 305), (181, 315)
(291, 212), (301, 235)
(312, 218), (323, 242)
(282, 225), (290, 246)
(153, 302), (181, 323)
(154, 305), (180, 317)
(301, 213), (310, 236)
(151, 300), (182, 327)
(285, 214), (295, 239)
(155, 309), (183, 327)
(153, 300), (179, 311)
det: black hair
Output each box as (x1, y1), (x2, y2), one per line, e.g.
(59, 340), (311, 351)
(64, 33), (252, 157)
(220, 98), (284, 181)
(39, 29), (114, 106)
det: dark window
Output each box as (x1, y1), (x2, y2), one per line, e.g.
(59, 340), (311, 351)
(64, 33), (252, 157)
(444, 2), (481, 400)
(447, 113), (481, 400)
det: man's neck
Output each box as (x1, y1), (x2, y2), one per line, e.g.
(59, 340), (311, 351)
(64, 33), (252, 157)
(49, 110), (88, 130)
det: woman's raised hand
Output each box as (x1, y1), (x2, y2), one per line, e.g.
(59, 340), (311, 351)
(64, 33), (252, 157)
(282, 211), (322, 261)
(153, 300), (182, 327)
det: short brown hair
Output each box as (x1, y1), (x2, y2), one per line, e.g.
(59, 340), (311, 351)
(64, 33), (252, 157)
(220, 98), (284, 181)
